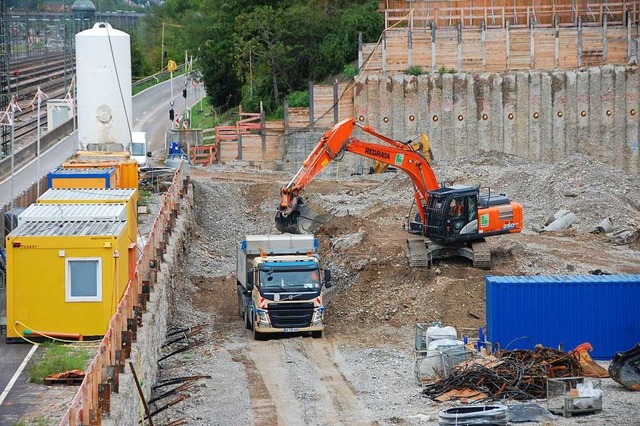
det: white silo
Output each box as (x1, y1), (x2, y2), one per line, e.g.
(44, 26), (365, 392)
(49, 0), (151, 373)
(75, 22), (132, 151)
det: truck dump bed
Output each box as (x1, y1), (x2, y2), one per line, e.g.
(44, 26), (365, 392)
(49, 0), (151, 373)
(242, 234), (318, 255)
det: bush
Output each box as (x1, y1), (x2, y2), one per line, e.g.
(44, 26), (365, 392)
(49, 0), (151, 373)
(287, 91), (309, 108)
(343, 64), (357, 79)
(438, 65), (456, 74)
(406, 65), (423, 76)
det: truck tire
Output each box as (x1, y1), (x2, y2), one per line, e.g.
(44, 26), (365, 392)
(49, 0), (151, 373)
(252, 318), (266, 341)
(311, 330), (323, 339)
(244, 309), (253, 330)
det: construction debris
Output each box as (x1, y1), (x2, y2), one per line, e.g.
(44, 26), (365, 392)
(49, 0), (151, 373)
(604, 223), (639, 245)
(44, 369), (85, 386)
(570, 343), (610, 378)
(422, 347), (582, 402)
(590, 217), (615, 234)
(438, 404), (508, 425)
(539, 209), (577, 232)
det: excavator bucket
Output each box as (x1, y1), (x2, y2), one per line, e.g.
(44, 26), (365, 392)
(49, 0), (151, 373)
(609, 343), (640, 390)
(275, 199), (331, 234)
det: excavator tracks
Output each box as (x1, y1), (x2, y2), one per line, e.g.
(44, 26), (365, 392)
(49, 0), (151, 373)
(407, 236), (431, 267)
(406, 236), (492, 269)
(471, 240), (492, 270)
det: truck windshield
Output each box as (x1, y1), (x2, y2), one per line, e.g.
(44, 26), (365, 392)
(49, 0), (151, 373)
(259, 269), (320, 291)
(131, 143), (145, 156)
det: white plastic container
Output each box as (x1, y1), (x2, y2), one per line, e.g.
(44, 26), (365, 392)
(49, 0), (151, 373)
(426, 325), (457, 345)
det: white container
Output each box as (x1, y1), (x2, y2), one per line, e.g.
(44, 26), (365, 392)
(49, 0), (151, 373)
(426, 325), (457, 345)
(75, 22), (132, 151)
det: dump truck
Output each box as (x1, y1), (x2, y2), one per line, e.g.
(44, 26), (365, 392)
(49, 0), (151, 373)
(236, 234), (331, 340)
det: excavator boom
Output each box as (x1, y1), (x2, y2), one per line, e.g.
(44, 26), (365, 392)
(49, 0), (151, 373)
(277, 118), (438, 234)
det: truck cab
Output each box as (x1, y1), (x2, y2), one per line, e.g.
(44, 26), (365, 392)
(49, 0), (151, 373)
(237, 235), (331, 340)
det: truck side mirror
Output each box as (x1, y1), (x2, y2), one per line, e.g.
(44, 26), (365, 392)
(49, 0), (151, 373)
(324, 269), (332, 288)
(146, 151), (152, 157)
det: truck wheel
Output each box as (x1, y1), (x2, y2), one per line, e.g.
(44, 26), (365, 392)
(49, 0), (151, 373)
(311, 330), (323, 339)
(244, 307), (252, 330)
(252, 318), (266, 341)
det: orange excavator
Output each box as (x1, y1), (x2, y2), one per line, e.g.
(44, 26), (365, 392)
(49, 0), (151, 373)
(275, 118), (524, 269)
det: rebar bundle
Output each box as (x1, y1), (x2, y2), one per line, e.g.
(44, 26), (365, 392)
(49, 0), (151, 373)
(423, 347), (582, 402)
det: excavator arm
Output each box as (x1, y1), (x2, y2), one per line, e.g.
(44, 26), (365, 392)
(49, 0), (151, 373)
(277, 118), (440, 234)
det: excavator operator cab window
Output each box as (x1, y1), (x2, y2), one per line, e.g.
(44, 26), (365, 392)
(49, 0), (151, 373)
(447, 195), (478, 236)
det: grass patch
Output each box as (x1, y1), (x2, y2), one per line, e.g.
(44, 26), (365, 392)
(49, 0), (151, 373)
(27, 343), (92, 385)
(138, 189), (153, 206)
(189, 101), (239, 134)
(132, 69), (186, 95)
(14, 416), (47, 426)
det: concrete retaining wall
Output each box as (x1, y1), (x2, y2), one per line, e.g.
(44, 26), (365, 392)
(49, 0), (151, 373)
(104, 191), (193, 425)
(352, 66), (639, 175)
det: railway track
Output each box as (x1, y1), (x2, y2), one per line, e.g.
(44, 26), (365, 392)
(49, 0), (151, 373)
(4, 50), (74, 148)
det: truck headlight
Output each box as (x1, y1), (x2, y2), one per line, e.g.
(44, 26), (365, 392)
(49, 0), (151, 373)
(312, 308), (325, 326)
(257, 310), (270, 326)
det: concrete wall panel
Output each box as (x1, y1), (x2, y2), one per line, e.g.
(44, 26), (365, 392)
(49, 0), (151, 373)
(502, 74), (517, 154)
(453, 74), (469, 158)
(625, 68), (639, 174)
(588, 68), (603, 162)
(404, 76), (419, 138)
(319, 66), (639, 175)
(576, 70), (591, 158)
(540, 72), (553, 162)
(613, 67), (627, 170)
(441, 74), (455, 160)
(600, 66), (615, 166)
(464, 75), (478, 157)
(354, 81), (367, 124)
(490, 74), (504, 152)
(551, 72), (567, 161)
(514, 73), (530, 157)
(475, 74), (492, 153)
(428, 75), (444, 157)
(528, 72), (542, 160)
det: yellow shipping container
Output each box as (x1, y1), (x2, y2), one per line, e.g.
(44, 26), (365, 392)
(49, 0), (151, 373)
(62, 151), (139, 191)
(37, 188), (139, 245)
(6, 220), (132, 340)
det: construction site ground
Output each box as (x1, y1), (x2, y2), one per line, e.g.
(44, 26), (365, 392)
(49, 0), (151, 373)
(14, 151), (640, 425)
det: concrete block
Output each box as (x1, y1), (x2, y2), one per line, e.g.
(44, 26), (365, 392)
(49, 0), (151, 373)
(551, 72), (567, 161)
(391, 74), (407, 140)
(528, 71), (542, 160)
(515, 72), (530, 157)
(474, 74), (492, 153)
(441, 73), (455, 160)
(502, 74), (517, 154)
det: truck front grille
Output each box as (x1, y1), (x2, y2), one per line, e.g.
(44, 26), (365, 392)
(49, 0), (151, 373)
(268, 302), (314, 328)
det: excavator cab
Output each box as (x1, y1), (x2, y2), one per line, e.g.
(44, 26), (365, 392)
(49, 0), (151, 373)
(411, 186), (481, 243)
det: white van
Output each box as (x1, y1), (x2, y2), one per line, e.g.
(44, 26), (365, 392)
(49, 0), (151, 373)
(131, 131), (151, 166)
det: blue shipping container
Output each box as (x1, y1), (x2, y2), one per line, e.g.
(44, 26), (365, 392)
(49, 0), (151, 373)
(486, 274), (640, 359)
(47, 167), (116, 189)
